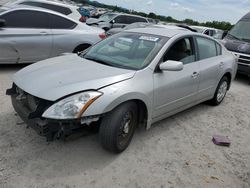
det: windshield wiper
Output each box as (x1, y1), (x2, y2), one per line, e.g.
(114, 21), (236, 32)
(84, 57), (114, 67)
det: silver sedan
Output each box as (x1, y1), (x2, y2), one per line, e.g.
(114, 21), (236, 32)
(0, 6), (105, 64)
(7, 27), (237, 153)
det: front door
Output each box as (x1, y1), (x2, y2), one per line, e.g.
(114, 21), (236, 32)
(153, 37), (200, 118)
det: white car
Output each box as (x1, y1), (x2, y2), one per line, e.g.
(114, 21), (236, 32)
(5, 0), (83, 21)
(190, 26), (223, 37)
(0, 6), (105, 64)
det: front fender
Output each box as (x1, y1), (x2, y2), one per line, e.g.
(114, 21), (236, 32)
(83, 70), (154, 127)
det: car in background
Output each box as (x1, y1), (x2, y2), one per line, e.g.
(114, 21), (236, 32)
(7, 27), (237, 153)
(106, 22), (153, 36)
(0, 6), (105, 64)
(86, 12), (149, 31)
(190, 26), (223, 37)
(106, 23), (192, 36)
(222, 12), (250, 76)
(5, 0), (84, 22)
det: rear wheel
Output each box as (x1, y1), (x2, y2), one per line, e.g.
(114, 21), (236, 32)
(99, 102), (138, 153)
(209, 76), (229, 105)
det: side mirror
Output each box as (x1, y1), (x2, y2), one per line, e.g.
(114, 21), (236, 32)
(110, 19), (115, 24)
(0, 19), (6, 27)
(159, 60), (184, 71)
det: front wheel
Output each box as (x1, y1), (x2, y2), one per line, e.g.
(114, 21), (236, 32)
(99, 102), (138, 153)
(209, 76), (229, 105)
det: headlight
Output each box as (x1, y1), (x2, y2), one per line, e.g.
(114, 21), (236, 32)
(42, 91), (102, 119)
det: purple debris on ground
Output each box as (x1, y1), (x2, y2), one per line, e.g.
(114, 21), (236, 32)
(212, 135), (231, 147)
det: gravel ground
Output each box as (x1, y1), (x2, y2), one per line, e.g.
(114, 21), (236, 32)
(0, 65), (249, 188)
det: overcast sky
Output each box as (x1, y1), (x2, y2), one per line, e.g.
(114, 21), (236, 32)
(97, 0), (250, 24)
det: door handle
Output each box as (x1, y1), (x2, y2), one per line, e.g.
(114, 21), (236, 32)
(40, 31), (48, 36)
(191, 72), (199, 78)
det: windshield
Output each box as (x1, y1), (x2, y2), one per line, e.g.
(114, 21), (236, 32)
(83, 33), (166, 70)
(229, 20), (250, 41)
(99, 13), (116, 22)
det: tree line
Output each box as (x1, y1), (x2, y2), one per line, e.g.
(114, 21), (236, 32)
(77, 0), (233, 31)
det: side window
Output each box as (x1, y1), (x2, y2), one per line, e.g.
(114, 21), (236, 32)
(1, 10), (49, 28)
(163, 38), (196, 65)
(204, 30), (209, 35)
(196, 37), (217, 60)
(216, 42), (222, 55)
(20, 1), (41, 6)
(128, 16), (147, 23)
(49, 14), (77, 29)
(114, 15), (127, 24)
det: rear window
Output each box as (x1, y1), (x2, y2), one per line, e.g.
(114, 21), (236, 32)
(49, 14), (77, 29)
(196, 37), (217, 60)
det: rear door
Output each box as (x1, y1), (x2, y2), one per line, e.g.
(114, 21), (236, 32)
(153, 37), (200, 118)
(0, 9), (52, 63)
(195, 36), (223, 100)
(49, 14), (77, 56)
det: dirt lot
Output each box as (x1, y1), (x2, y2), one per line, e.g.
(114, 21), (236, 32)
(0, 65), (249, 188)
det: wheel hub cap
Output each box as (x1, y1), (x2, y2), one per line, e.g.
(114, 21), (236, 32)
(123, 120), (131, 134)
(217, 81), (228, 102)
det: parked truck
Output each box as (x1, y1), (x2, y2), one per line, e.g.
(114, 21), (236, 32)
(222, 12), (250, 76)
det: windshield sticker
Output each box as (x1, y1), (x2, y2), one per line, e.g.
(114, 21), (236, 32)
(139, 36), (159, 42)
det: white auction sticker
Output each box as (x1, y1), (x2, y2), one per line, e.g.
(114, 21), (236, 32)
(139, 36), (159, 42)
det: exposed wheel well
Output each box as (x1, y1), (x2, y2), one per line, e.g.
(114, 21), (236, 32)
(223, 72), (232, 89)
(111, 99), (148, 129)
(73, 44), (91, 53)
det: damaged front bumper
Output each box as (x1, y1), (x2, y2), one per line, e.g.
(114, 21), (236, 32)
(7, 84), (101, 141)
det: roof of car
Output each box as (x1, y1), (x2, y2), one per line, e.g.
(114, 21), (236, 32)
(126, 26), (192, 38)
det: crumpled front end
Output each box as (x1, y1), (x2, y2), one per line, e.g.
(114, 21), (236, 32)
(6, 84), (101, 141)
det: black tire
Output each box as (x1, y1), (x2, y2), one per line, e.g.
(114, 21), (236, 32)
(73, 44), (91, 54)
(99, 102), (138, 153)
(209, 76), (229, 106)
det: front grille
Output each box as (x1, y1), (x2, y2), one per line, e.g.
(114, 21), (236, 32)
(13, 85), (53, 119)
(15, 87), (39, 112)
(233, 52), (250, 66)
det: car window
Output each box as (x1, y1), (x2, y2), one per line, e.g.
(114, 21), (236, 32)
(20, 1), (72, 15)
(204, 30), (209, 35)
(163, 38), (196, 65)
(114, 15), (127, 24)
(0, 10), (50, 28)
(49, 14), (77, 29)
(127, 16), (147, 24)
(196, 37), (217, 60)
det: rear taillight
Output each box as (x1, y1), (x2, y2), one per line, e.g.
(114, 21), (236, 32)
(99, 33), (107, 40)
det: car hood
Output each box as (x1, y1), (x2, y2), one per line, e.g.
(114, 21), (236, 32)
(107, 28), (123, 35)
(13, 54), (136, 101)
(86, 18), (104, 25)
(224, 36), (250, 55)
